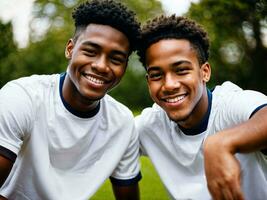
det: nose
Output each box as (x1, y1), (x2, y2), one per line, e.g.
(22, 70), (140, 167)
(163, 73), (180, 91)
(92, 55), (109, 73)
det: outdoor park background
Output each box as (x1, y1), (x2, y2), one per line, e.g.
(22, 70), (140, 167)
(0, 0), (267, 199)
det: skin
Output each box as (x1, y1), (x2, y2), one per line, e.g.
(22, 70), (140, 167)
(64, 24), (139, 199)
(145, 38), (267, 200)
(64, 23), (130, 113)
(112, 184), (140, 200)
(0, 156), (13, 187)
(0, 156), (12, 199)
(204, 106), (267, 200)
(0, 24), (139, 200)
(145, 39), (211, 129)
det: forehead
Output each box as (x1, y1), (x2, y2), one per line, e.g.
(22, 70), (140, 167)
(77, 23), (130, 52)
(145, 39), (198, 67)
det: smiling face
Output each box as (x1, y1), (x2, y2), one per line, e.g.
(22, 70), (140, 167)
(145, 39), (211, 128)
(64, 24), (130, 111)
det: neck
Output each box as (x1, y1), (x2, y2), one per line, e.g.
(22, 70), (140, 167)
(62, 74), (99, 113)
(178, 88), (210, 130)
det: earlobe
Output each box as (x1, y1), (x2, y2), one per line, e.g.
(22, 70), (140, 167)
(65, 39), (74, 59)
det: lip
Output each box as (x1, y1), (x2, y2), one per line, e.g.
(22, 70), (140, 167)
(81, 72), (112, 87)
(161, 93), (187, 107)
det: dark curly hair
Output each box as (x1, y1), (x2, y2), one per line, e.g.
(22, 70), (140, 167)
(137, 15), (210, 68)
(72, 0), (140, 53)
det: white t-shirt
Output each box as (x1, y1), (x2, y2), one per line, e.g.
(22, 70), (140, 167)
(0, 73), (141, 200)
(136, 81), (267, 200)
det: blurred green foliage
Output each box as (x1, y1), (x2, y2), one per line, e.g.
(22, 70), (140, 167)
(0, 21), (17, 86)
(91, 157), (169, 199)
(1, 0), (267, 112)
(187, 0), (267, 93)
(0, 0), (162, 111)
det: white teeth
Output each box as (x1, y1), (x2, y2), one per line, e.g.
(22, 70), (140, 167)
(165, 95), (185, 103)
(84, 75), (105, 85)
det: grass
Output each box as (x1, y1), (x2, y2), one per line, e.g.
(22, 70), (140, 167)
(91, 157), (169, 199)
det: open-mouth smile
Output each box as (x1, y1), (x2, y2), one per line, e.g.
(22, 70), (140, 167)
(165, 95), (186, 103)
(82, 72), (110, 86)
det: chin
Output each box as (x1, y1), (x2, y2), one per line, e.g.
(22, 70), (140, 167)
(167, 111), (190, 123)
(81, 91), (105, 101)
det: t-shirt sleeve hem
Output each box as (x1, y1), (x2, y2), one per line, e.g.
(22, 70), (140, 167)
(249, 103), (267, 118)
(110, 172), (142, 186)
(0, 145), (17, 162)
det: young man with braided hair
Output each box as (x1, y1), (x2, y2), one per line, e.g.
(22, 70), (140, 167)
(135, 15), (267, 200)
(0, 0), (141, 199)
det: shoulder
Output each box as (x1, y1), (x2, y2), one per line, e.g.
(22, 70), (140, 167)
(14, 74), (59, 89)
(0, 74), (60, 116)
(2, 74), (59, 95)
(210, 81), (267, 126)
(0, 74), (54, 105)
(135, 103), (169, 131)
(212, 81), (242, 96)
(101, 94), (134, 120)
(212, 81), (267, 104)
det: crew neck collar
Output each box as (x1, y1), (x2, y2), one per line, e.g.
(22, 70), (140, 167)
(59, 72), (100, 118)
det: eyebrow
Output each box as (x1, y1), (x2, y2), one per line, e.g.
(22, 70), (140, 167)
(81, 41), (128, 58)
(171, 60), (192, 66)
(147, 60), (192, 73)
(147, 66), (161, 74)
(82, 41), (100, 48)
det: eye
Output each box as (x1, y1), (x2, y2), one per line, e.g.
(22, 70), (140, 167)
(175, 67), (190, 75)
(147, 71), (162, 80)
(83, 49), (97, 57)
(110, 56), (126, 65)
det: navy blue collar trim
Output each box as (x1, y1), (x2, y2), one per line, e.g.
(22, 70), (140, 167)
(179, 89), (212, 136)
(59, 72), (100, 118)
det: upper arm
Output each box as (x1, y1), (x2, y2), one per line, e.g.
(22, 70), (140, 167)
(0, 81), (34, 154)
(110, 119), (141, 198)
(112, 183), (140, 200)
(0, 154), (14, 187)
(249, 106), (267, 154)
(111, 122), (141, 182)
(135, 114), (150, 157)
(214, 104), (267, 155)
(226, 90), (267, 154)
(222, 90), (267, 124)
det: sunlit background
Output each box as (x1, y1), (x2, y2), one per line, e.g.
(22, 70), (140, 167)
(0, 0), (199, 48)
(0, 0), (267, 112)
(0, 1), (267, 199)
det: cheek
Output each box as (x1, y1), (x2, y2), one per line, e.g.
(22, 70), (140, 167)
(183, 73), (198, 82)
(71, 54), (89, 66)
(183, 73), (203, 90)
(112, 67), (126, 81)
(148, 83), (159, 99)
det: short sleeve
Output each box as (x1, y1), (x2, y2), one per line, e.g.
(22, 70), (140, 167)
(213, 82), (267, 126)
(0, 81), (34, 156)
(110, 124), (141, 186)
(223, 90), (267, 123)
(135, 105), (163, 157)
(135, 115), (148, 156)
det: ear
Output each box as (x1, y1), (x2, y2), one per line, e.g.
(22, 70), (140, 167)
(145, 73), (149, 82)
(65, 39), (74, 59)
(201, 62), (211, 83)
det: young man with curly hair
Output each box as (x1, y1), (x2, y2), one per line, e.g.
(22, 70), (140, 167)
(136, 15), (267, 200)
(0, 0), (141, 199)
